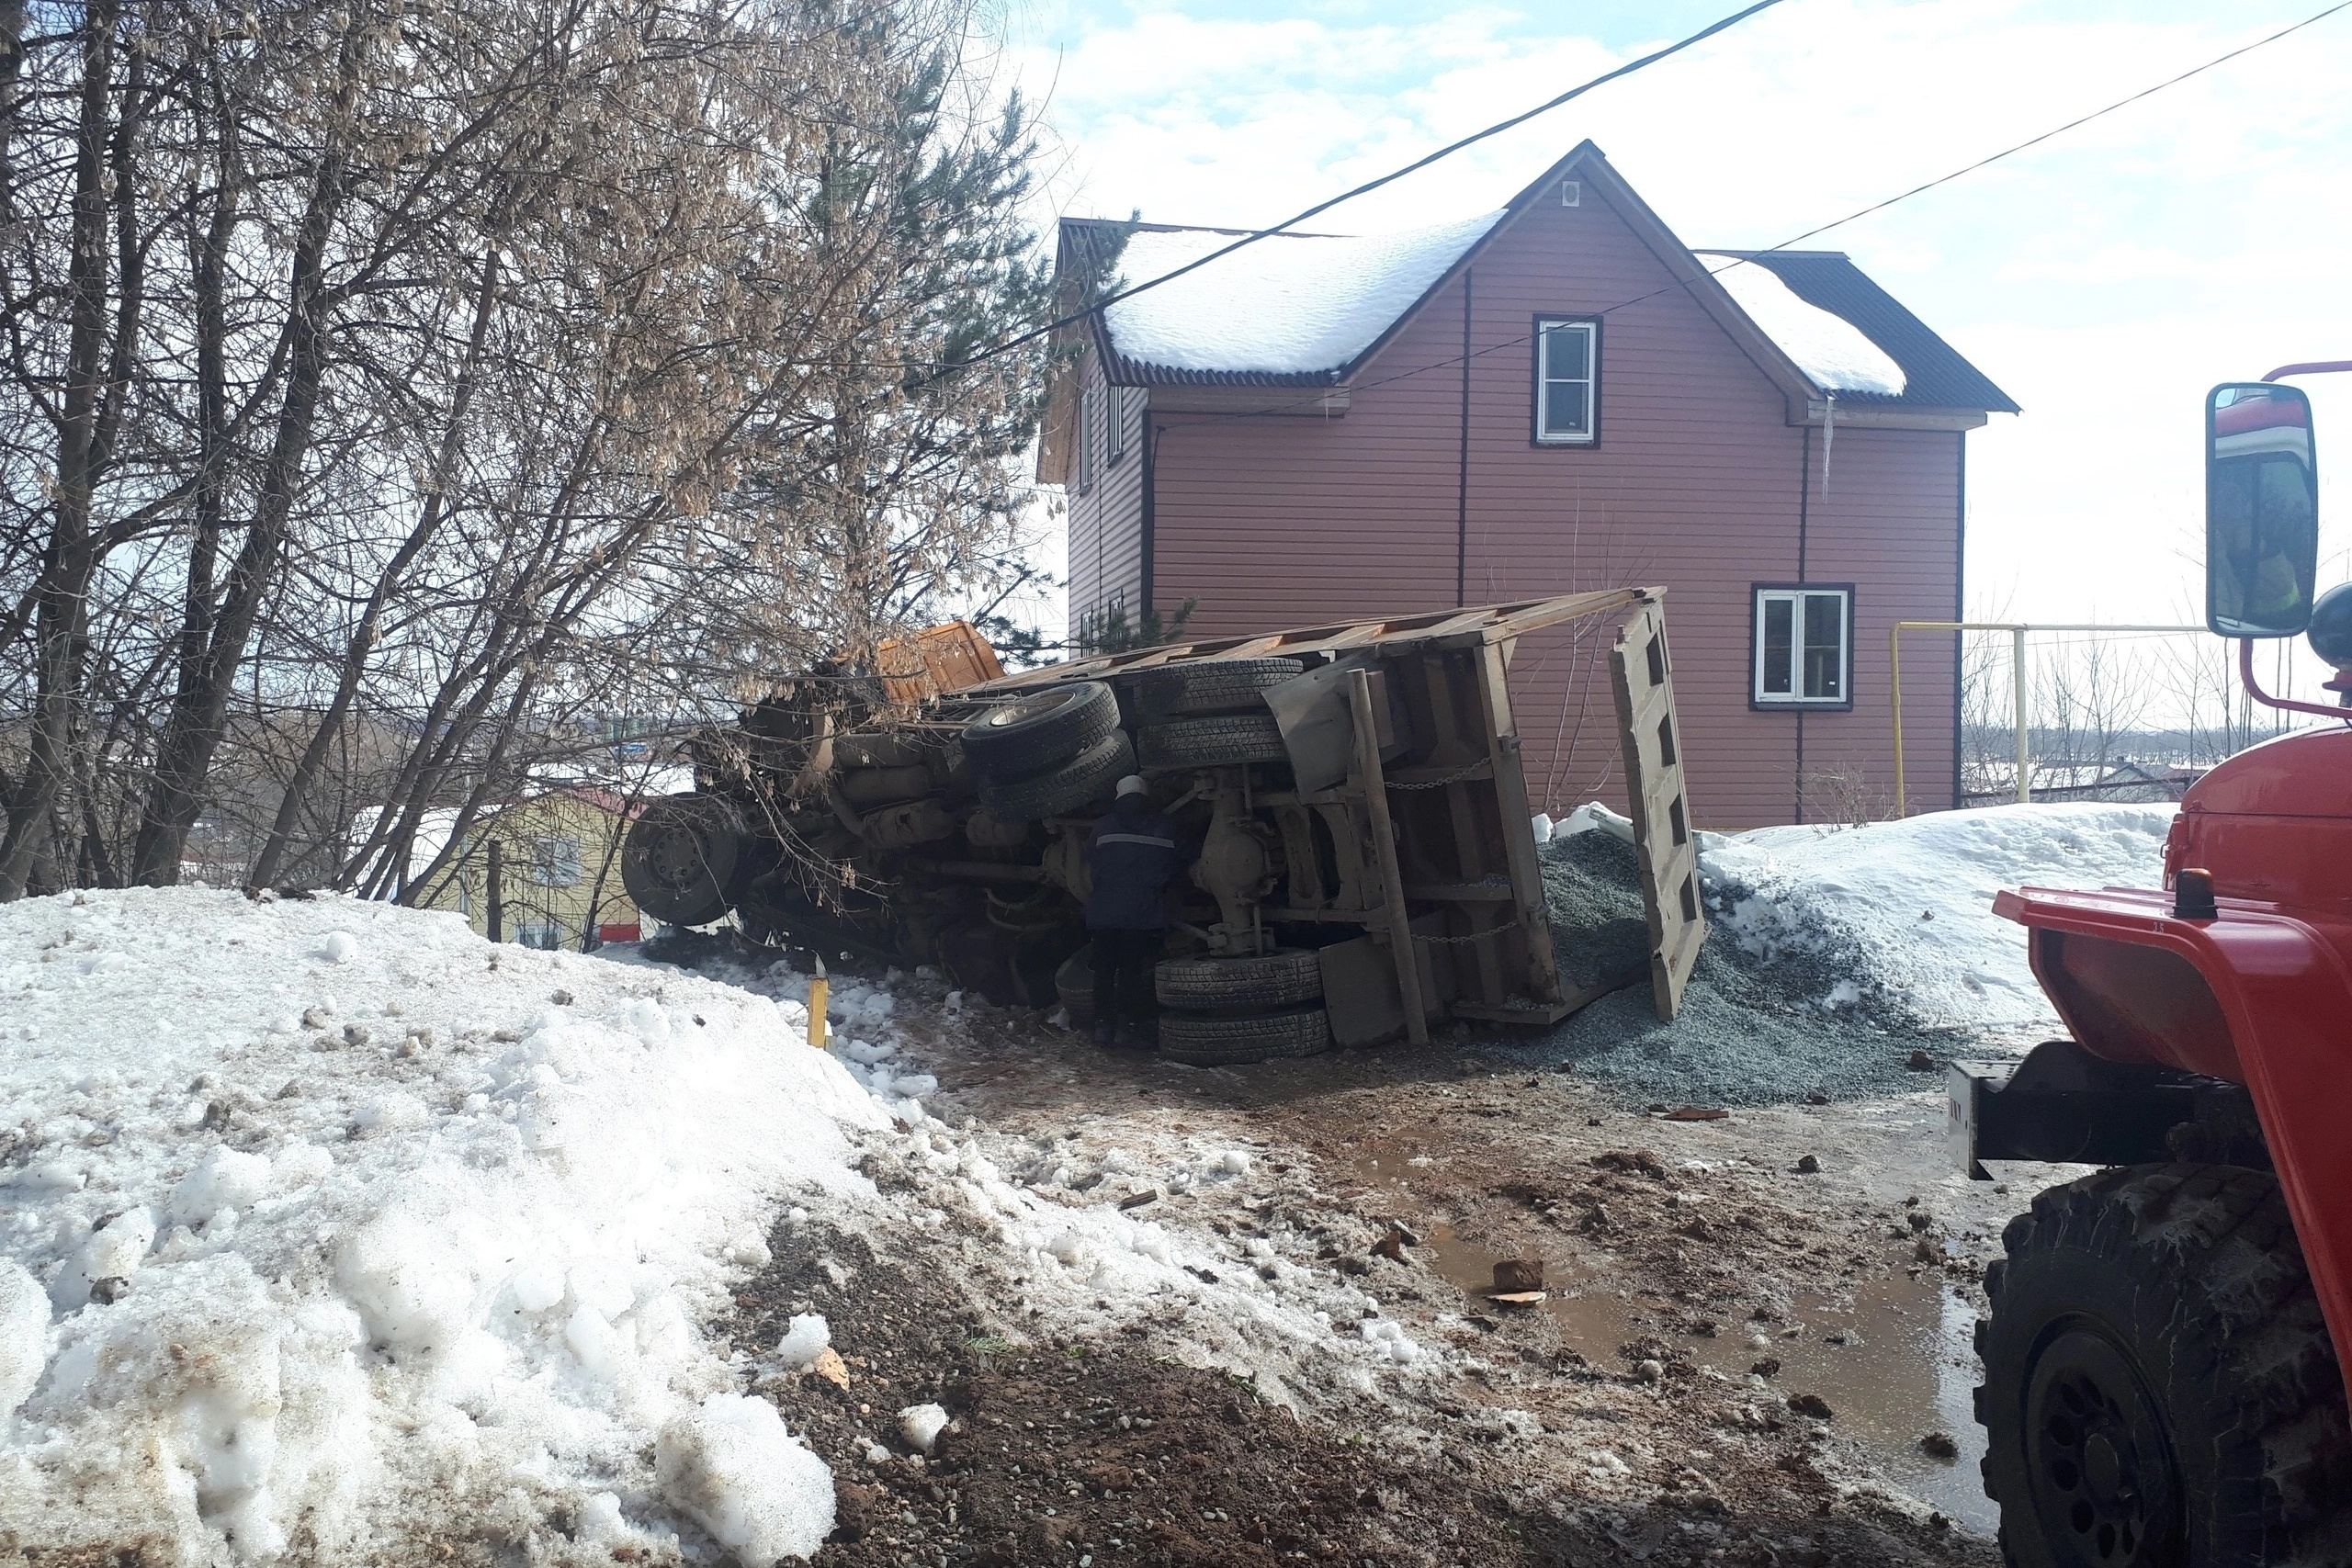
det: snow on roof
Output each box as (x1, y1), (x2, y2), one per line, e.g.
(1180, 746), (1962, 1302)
(1103, 211), (1504, 377)
(1696, 253), (1907, 397)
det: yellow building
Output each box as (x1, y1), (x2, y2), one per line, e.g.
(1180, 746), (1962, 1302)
(412, 789), (646, 950)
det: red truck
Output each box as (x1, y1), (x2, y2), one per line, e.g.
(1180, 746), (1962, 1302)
(1952, 367), (2352, 1564)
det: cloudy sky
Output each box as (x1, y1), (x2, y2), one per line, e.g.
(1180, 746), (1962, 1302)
(995, 0), (2352, 676)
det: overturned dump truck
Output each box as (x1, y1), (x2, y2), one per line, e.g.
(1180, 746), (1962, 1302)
(620, 590), (1704, 1064)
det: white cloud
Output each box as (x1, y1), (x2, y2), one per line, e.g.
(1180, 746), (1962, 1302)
(1009, 0), (2352, 645)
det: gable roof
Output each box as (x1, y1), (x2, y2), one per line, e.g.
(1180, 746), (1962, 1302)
(1057, 141), (2015, 416)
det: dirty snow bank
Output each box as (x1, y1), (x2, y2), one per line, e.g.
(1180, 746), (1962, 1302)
(0, 887), (885, 1563)
(1701, 803), (2175, 1033)
(656, 942), (1459, 1411)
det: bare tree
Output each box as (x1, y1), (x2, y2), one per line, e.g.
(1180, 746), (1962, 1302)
(0, 0), (1057, 904)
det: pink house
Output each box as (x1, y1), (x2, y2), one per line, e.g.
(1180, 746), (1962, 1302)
(1040, 142), (2016, 829)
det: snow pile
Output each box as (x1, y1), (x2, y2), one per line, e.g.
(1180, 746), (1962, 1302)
(1104, 212), (1503, 375)
(1697, 254), (1907, 397)
(656, 1394), (834, 1563)
(898, 1403), (949, 1455)
(1702, 803), (2175, 1031)
(0, 886), (887, 1563)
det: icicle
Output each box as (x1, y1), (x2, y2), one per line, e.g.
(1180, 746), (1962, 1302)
(1819, 391), (1837, 506)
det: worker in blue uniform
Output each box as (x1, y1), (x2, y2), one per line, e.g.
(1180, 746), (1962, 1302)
(1085, 775), (1186, 1048)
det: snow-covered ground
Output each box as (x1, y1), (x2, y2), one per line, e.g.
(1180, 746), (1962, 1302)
(0, 888), (886, 1562)
(0, 803), (2177, 1562)
(0, 890), (1422, 1565)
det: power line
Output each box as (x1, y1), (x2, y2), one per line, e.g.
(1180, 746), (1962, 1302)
(958, 0), (1792, 372)
(1161, 0), (2352, 428)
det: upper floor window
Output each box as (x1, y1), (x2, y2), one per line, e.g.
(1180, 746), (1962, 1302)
(1752, 585), (1852, 707)
(1107, 386), (1127, 466)
(1533, 317), (1598, 445)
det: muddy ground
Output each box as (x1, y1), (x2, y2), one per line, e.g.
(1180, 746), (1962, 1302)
(723, 983), (2070, 1567)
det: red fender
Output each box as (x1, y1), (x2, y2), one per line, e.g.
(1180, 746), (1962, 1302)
(1995, 883), (2352, 1395)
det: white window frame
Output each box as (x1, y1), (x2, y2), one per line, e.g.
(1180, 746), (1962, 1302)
(1106, 385), (1126, 466)
(1751, 585), (1853, 708)
(1533, 316), (1598, 446)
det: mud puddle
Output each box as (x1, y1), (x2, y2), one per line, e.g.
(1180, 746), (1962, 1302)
(1357, 1150), (1995, 1532)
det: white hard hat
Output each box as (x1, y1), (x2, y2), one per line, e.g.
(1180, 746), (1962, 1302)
(1115, 774), (1148, 797)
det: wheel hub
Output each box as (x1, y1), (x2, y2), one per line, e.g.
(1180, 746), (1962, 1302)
(2022, 1326), (2181, 1567)
(648, 826), (705, 887)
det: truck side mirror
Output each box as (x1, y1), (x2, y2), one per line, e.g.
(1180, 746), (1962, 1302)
(2206, 382), (2318, 637)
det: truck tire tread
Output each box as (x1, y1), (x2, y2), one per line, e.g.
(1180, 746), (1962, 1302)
(1976, 1162), (2352, 1567)
(1158, 1005), (1331, 1065)
(1132, 659), (1305, 722)
(1136, 713), (1287, 771)
(1153, 948), (1323, 1009)
(978, 732), (1135, 822)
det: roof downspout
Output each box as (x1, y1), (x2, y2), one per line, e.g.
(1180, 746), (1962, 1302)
(1456, 268), (1474, 607)
(1950, 429), (1967, 814)
(1794, 423), (1811, 825)
(1139, 410), (1158, 617)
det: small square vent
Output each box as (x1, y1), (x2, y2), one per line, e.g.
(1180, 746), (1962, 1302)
(1560, 179), (1581, 208)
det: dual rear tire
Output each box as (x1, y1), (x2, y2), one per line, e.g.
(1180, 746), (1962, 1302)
(1152, 947), (1329, 1065)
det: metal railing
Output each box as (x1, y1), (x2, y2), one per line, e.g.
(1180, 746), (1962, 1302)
(1889, 621), (2208, 818)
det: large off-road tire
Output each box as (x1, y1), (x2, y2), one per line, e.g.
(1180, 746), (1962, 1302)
(620, 793), (747, 927)
(978, 731), (1135, 822)
(961, 682), (1120, 779)
(1977, 1163), (2352, 1568)
(1131, 658), (1304, 722)
(1158, 1005), (1331, 1066)
(1136, 713), (1287, 771)
(1154, 948), (1323, 1010)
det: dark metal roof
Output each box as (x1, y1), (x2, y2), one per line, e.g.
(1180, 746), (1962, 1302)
(1711, 251), (2020, 413)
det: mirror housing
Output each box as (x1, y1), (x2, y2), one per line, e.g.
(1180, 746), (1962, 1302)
(2206, 382), (2318, 637)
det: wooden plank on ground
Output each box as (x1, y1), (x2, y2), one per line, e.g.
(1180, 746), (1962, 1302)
(1609, 599), (1706, 1022)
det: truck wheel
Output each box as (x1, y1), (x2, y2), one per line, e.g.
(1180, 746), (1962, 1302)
(1154, 948), (1323, 1009)
(961, 682), (1119, 778)
(1137, 713), (1287, 771)
(1132, 658), (1304, 722)
(978, 732), (1135, 821)
(1977, 1163), (2352, 1568)
(620, 793), (746, 928)
(1159, 1005), (1331, 1065)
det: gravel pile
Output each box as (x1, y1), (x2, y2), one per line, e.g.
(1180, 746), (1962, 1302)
(1521, 830), (1947, 1107)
